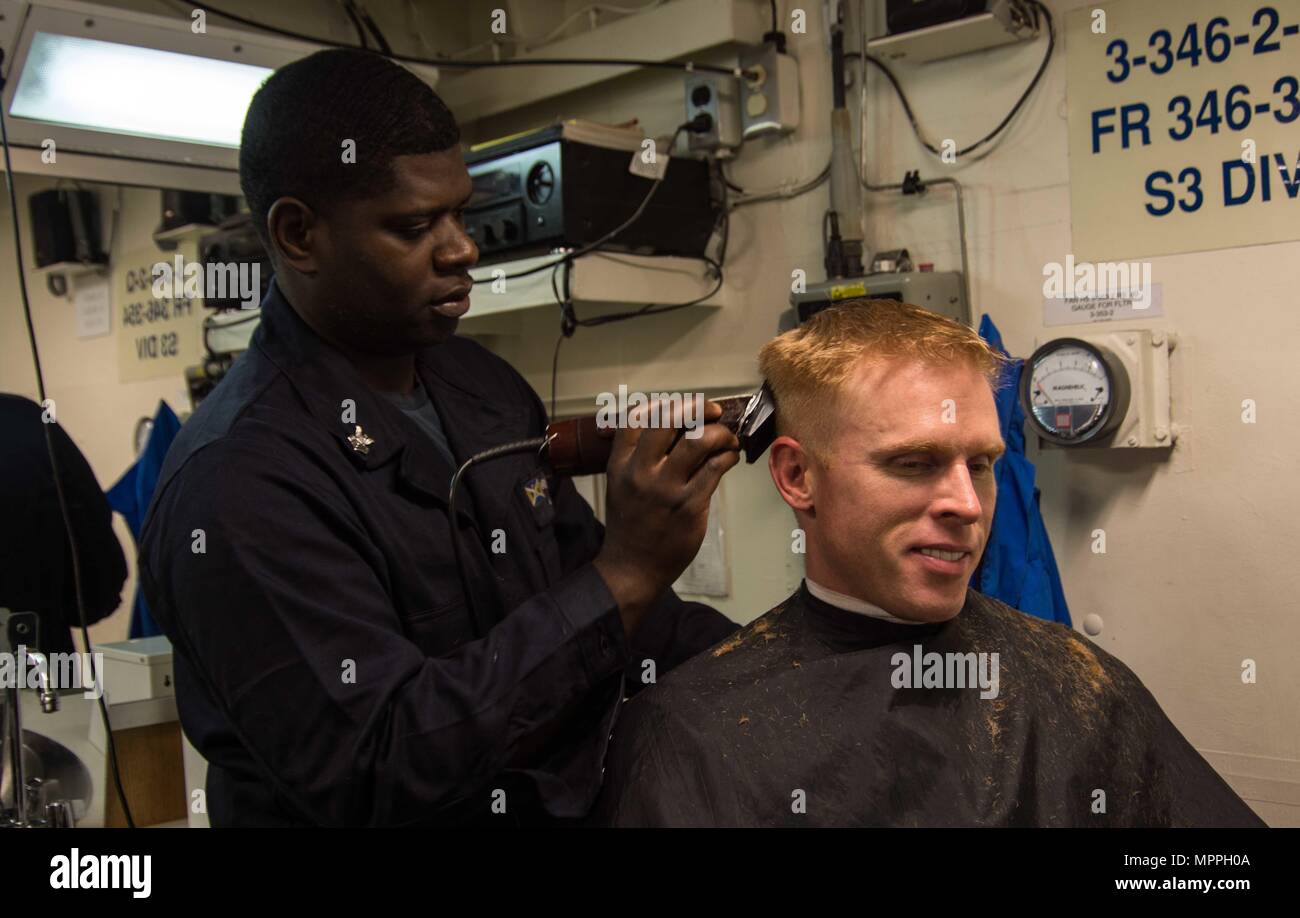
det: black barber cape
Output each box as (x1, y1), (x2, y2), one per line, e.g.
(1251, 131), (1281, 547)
(592, 581), (1264, 827)
(139, 278), (735, 827)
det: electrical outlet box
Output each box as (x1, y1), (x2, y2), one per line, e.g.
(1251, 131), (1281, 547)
(98, 636), (175, 704)
(684, 74), (741, 155)
(739, 44), (800, 139)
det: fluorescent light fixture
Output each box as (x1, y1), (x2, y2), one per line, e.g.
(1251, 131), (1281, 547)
(10, 31), (272, 147)
(0, 0), (439, 188)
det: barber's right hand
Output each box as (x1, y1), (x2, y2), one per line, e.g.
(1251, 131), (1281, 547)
(594, 398), (739, 635)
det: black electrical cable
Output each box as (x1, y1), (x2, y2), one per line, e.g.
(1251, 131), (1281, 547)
(544, 155), (729, 404)
(543, 250), (722, 450)
(764, 0), (786, 52)
(0, 49), (136, 829)
(449, 438), (550, 638)
(340, 0), (368, 49)
(713, 168), (732, 269)
(581, 268), (723, 326)
(353, 0), (393, 55)
(720, 169), (746, 195)
(188, 2), (755, 79)
(555, 254), (724, 329)
(549, 331), (565, 422)
(849, 0), (1054, 160)
(551, 258), (575, 337)
(550, 257), (583, 419)
(831, 15), (847, 109)
(549, 259), (575, 422)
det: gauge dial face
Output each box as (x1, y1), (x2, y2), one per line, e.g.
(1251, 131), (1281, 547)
(1027, 344), (1112, 440)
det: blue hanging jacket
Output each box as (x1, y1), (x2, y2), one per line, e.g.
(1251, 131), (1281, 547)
(971, 315), (1071, 625)
(107, 400), (182, 638)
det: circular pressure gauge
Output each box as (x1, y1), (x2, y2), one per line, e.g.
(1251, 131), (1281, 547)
(1019, 338), (1130, 446)
(133, 416), (154, 457)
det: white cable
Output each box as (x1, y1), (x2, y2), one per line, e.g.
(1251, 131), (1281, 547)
(521, 0), (667, 51)
(405, 0), (435, 56)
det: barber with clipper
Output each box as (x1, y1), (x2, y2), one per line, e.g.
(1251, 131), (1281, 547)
(139, 50), (741, 826)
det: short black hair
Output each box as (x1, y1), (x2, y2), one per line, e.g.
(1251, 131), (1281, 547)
(239, 48), (462, 251)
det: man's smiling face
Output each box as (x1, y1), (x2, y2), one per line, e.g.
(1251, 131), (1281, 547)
(803, 355), (1005, 622)
(307, 148), (478, 355)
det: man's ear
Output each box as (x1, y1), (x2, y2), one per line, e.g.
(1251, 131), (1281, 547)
(768, 435), (816, 512)
(266, 197), (323, 276)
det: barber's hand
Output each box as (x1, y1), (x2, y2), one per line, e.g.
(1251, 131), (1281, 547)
(594, 399), (740, 636)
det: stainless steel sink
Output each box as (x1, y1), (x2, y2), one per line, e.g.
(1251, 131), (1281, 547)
(1, 610), (95, 826)
(1, 729), (93, 825)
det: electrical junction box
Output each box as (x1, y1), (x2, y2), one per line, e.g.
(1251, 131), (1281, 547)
(790, 271), (968, 326)
(739, 43), (800, 138)
(98, 636), (175, 705)
(869, 0), (1041, 64)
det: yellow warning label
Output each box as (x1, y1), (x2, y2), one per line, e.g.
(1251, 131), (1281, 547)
(829, 283), (867, 301)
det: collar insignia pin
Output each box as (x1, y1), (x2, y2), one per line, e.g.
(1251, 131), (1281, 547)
(348, 425), (375, 455)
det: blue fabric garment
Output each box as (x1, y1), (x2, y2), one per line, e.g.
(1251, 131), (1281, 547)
(107, 400), (182, 638)
(971, 315), (1071, 625)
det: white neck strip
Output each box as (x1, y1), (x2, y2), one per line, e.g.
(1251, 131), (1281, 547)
(805, 578), (926, 625)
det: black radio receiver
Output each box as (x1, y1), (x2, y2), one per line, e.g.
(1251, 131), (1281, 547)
(463, 123), (718, 265)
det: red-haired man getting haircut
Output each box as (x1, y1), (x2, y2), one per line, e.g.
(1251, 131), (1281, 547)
(592, 299), (1263, 827)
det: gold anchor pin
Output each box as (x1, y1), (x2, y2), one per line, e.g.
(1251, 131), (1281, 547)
(347, 425), (375, 455)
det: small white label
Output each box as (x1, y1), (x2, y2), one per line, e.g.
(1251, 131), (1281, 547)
(673, 486), (728, 597)
(1043, 284), (1163, 327)
(74, 277), (111, 338)
(628, 149), (668, 181)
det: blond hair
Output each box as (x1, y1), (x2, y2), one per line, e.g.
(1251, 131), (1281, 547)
(757, 299), (1011, 460)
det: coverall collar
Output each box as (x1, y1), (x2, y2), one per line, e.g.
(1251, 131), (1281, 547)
(251, 277), (528, 518)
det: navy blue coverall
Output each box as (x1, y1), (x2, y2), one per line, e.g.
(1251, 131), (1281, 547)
(139, 279), (736, 826)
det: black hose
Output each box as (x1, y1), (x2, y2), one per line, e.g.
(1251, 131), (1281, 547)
(449, 437), (551, 638)
(341, 0), (368, 49)
(831, 21), (846, 110)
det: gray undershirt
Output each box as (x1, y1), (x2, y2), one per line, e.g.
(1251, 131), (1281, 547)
(381, 378), (457, 469)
